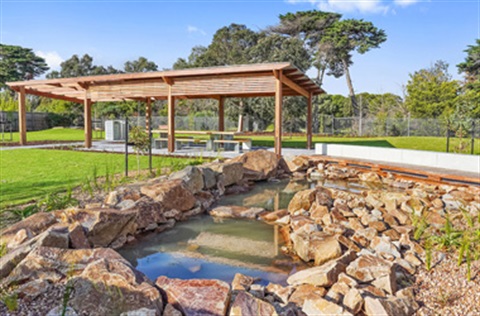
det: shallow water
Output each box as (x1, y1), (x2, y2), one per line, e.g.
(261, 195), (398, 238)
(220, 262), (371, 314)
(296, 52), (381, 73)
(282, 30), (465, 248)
(119, 178), (371, 284)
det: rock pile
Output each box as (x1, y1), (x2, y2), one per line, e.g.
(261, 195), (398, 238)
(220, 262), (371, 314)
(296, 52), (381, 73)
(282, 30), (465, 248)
(1, 151), (478, 315)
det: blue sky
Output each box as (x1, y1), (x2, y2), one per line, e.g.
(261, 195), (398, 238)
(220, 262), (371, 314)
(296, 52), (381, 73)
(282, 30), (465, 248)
(1, 0), (479, 96)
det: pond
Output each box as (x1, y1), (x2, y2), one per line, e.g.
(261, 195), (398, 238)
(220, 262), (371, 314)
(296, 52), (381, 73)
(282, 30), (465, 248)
(118, 178), (371, 284)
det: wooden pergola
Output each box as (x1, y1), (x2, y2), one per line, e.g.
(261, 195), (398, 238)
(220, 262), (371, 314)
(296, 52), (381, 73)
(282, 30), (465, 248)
(7, 62), (324, 156)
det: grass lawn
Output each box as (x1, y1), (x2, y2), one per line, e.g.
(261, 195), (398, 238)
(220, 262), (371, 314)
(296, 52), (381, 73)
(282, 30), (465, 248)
(0, 128), (104, 143)
(0, 149), (203, 208)
(2, 128), (478, 154)
(249, 135), (480, 155)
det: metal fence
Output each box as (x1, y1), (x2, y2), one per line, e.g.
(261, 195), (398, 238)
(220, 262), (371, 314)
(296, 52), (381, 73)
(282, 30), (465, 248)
(0, 111), (50, 132)
(318, 115), (480, 137)
(128, 116), (242, 131)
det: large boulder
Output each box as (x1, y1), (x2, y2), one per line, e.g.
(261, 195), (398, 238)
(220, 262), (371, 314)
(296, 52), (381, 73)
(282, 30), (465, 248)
(130, 197), (167, 231)
(156, 276), (230, 316)
(229, 291), (277, 316)
(364, 296), (418, 316)
(141, 179), (196, 212)
(288, 189), (316, 214)
(169, 166), (205, 194)
(5, 247), (163, 315)
(68, 208), (137, 248)
(198, 166), (217, 189)
(229, 150), (279, 181)
(346, 254), (397, 295)
(206, 162), (244, 187)
(0, 212), (58, 248)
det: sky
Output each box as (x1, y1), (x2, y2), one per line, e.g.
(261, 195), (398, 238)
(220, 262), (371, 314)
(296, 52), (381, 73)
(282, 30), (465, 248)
(1, 0), (479, 96)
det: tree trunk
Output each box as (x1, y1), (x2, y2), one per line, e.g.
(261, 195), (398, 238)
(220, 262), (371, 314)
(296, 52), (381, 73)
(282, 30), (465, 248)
(343, 59), (358, 117)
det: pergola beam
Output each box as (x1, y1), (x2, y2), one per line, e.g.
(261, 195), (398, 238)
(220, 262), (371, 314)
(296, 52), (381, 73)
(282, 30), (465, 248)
(218, 96), (225, 132)
(307, 93), (313, 149)
(167, 83), (175, 153)
(279, 73), (309, 98)
(84, 94), (92, 148)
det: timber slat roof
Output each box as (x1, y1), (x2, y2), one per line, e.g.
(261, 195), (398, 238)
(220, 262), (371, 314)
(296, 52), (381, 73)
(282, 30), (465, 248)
(7, 62), (324, 103)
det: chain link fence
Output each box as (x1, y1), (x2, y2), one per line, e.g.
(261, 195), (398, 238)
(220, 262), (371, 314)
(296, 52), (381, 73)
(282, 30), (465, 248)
(318, 115), (480, 138)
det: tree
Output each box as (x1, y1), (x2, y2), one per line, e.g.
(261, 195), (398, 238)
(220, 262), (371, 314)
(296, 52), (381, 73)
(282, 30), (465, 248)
(0, 44), (49, 88)
(320, 19), (387, 116)
(405, 60), (459, 118)
(46, 54), (119, 79)
(124, 57), (158, 73)
(457, 39), (480, 82)
(269, 10), (341, 86)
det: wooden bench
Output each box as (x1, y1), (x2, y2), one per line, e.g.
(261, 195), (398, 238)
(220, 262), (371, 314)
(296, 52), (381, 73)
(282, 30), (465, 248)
(213, 138), (252, 153)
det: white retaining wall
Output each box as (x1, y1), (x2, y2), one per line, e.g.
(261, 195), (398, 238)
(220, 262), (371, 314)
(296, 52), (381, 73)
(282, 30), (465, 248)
(315, 143), (480, 174)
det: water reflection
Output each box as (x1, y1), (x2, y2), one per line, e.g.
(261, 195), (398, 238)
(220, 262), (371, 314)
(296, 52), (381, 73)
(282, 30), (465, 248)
(119, 178), (369, 284)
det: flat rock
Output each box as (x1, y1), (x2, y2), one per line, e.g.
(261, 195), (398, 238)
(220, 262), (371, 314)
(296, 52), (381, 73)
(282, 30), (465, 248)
(156, 276), (230, 316)
(346, 254), (397, 294)
(287, 260), (346, 287)
(229, 291), (277, 316)
(288, 284), (326, 307)
(141, 179), (196, 211)
(1, 212), (57, 247)
(364, 296), (418, 316)
(209, 205), (264, 219)
(302, 298), (352, 316)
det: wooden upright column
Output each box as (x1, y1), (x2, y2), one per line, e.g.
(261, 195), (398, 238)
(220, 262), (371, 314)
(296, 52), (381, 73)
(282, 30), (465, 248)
(84, 96), (92, 148)
(218, 96), (225, 131)
(18, 86), (27, 145)
(145, 98), (152, 131)
(274, 71), (283, 156)
(167, 85), (175, 153)
(307, 93), (313, 149)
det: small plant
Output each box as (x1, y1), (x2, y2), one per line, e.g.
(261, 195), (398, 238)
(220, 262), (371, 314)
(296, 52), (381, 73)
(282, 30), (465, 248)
(424, 236), (433, 271)
(431, 217), (462, 250)
(0, 243), (7, 258)
(61, 265), (76, 316)
(11, 204), (40, 220)
(0, 285), (18, 312)
(38, 187), (78, 212)
(129, 126), (150, 175)
(412, 212), (429, 240)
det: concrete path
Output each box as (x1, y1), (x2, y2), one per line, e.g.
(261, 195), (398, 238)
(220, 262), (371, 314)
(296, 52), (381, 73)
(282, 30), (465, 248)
(0, 142), (83, 150)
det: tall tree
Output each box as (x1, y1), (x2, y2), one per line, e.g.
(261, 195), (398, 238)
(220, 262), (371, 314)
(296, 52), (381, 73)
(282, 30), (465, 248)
(457, 39), (480, 82)
(269, 10), (341, 86)
(320, 19), (387, 116)
(124, 57), (158, 73)
(405, 60), (459, 118)
(0, 44), (49, 88)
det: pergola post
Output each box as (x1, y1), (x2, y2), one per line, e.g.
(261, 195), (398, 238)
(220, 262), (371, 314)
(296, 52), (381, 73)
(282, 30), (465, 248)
(84, 95), (92, 148)
(307, 92), (313, 149)
(274, 70), (283, 157)
(218, 96), (225, 131)
(145, 97), (152, 131)
(167, 84), (175, 153)
(18, 86), (27, 145)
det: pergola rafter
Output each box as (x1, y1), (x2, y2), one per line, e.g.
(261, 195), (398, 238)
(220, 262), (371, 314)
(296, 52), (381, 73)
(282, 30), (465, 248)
(7, 62), (325, 156)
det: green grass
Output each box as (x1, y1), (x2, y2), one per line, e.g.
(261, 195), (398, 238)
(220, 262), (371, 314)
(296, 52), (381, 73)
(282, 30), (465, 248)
(3, 128), (478, 154)
(0, 149), (202, 207)
(0, 128), (104, 143)
(248, 135), (480, 155)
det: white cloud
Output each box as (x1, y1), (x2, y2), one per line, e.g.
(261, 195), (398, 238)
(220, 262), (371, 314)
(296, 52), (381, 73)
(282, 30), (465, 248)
(287, 0), (420, 14)
(35, 51), (63, 70)
(394, 0), (419, 7)
(187, 25), (206, 36)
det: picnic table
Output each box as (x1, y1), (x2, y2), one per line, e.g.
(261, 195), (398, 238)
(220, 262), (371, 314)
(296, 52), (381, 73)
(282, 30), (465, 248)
(150, 129), (251, 152)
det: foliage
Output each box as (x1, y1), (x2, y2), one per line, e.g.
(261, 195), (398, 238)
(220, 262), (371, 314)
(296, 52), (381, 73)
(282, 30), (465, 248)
(0, 243), (7, 258)
(124, 57), (158, 73)
(0, 285), (17, 312)
(46, 54), (119, 79)
(0, 44), (49, 88)
(457, 39), (480, 82)
(129, 126), (150, 173)
(405, 60), (460, 118)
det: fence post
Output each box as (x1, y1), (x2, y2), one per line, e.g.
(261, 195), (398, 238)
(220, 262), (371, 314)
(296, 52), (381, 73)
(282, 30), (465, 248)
(446, 126), (450, 153)
(471, 120), (475, 155)
(331, 114), (334, 135)
(407, 114), (411, 137)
